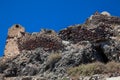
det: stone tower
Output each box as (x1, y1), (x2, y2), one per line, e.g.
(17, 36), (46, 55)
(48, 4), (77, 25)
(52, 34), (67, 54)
(4, 24), (25, 59)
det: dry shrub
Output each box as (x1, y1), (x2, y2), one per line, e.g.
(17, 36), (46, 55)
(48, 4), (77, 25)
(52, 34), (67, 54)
(67, 62), (105, 76)
(47, 53), (62, 65)
(67, 61), (120, 77)
(105, 61), (120, 73)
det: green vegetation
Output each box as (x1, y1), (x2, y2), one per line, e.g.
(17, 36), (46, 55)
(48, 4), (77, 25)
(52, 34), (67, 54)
(62, 77), (69, 80)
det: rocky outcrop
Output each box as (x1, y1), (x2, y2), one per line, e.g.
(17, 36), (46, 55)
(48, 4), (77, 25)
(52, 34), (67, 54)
(1, 11), (120, 80)
(86, 11), (120, 25)
(59, 23), (113, 43)
(0, 42), (95, 77)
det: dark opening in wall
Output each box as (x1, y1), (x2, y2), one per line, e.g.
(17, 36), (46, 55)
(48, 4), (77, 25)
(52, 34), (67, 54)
(95, 45), (109, 63)
(15, 24), (19, 28)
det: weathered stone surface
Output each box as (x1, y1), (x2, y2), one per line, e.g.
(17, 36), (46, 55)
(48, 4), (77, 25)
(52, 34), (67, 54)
(4, 24), (25, 59)
(86, 12), (120, 25)
(4, 26), (64, 60)
(18, 30), (64, 51)
(1, 11), (120, 80)
(59, 23), (113, 44)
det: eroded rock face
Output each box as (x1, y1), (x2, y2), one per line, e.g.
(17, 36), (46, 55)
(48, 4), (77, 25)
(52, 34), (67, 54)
(0, 41), (97, 78)
(101, 39), (120, 62)
(59, 12), (120, 63)
(86, 12), (120, 25)
(1, 11), (120, 79)
(59, 23), (113, 43)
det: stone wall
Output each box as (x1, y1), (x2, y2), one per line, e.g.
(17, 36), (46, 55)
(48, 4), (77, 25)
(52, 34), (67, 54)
(4, 25), (63, 59)
(4, 24), (25, 59)
(18, 31), (63, 51)
(8, 24), (25, 38)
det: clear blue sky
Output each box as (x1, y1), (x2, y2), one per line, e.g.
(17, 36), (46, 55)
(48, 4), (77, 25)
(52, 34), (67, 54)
(0, 0), (120, 56)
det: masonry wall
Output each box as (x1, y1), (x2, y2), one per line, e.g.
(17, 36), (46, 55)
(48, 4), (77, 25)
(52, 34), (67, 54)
(4, 24), (25, 59)
(4, 25), (63, 59)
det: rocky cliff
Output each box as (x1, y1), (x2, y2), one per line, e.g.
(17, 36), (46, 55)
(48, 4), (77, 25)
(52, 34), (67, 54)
(1, 11), (120, 80)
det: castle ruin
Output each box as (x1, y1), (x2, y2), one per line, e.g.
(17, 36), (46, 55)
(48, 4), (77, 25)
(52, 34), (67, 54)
(4, 24), (63, 59)
(4, 24), (25, 59)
